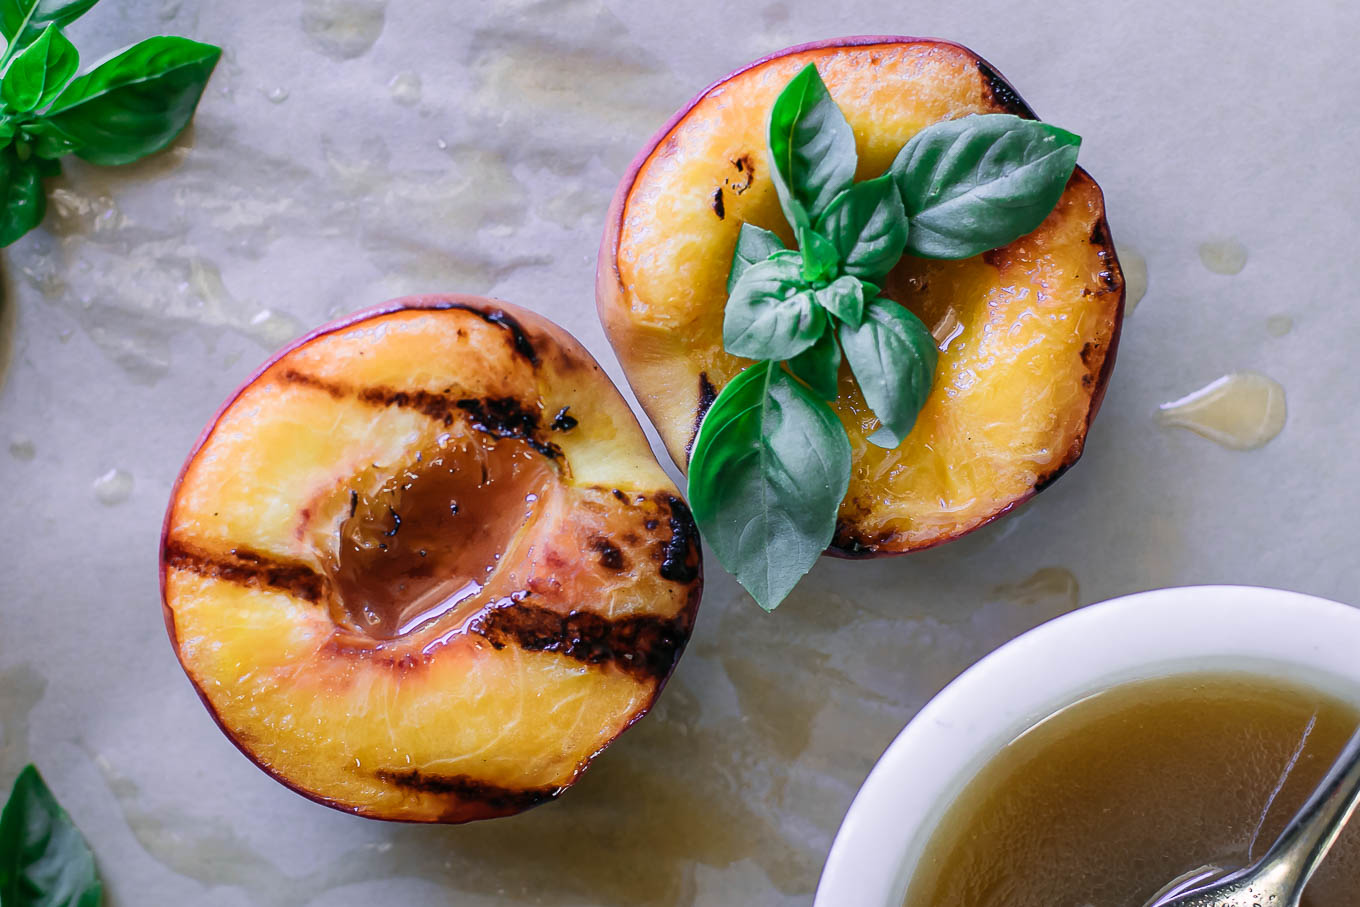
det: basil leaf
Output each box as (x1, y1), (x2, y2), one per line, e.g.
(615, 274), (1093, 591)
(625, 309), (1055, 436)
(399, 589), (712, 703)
(723, 254), (824, 361)
(767, 62), (856, 231)
(0, 0), (97, 57)
(727, 222), (785, 293)
(838, 298), (937, 448)
(688, 361), (851, 610)
(0, 765), (103, 907)
(797, 225), (838, 284)
(813, 274), (864, 327)
(41, 35), (220, 166)
(815, 174), (908, 280)
(22, 118), (75, 157)
(2, 25), (78, 113)
(890, 113), (1080, 259)
(0, 143), (46, 245)
(787, 329), (841, 400)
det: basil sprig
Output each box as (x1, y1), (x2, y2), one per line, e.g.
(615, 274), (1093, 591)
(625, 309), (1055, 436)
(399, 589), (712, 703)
(688, 62), (1081, 610)
(1, 765), (103, 906)
(0, 0), (221, 245)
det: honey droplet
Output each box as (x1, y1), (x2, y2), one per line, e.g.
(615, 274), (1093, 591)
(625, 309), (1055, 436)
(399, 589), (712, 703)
(1267, 315), (1293, 337)
(1158, 373), (1286, 450)
(1199, 239), (1248, 275)
(388, 71), (422, 107)
(92, 468), (134, 505)
(8, 436), (35, 461)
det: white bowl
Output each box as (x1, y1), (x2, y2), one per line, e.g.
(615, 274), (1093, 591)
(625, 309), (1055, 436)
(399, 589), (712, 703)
(813, 585), (1360, 907)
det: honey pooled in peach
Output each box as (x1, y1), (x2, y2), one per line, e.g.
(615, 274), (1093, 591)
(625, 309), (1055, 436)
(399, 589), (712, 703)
(330, 434), (551, 639)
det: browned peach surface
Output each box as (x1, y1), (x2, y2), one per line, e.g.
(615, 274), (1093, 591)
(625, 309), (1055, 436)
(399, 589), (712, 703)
(162, 297), (702, 822)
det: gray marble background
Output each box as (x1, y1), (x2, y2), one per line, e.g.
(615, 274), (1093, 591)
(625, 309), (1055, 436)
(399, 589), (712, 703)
(1, 0), (1358, 903)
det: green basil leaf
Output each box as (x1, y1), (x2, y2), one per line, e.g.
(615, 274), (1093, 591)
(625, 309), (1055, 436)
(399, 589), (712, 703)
(2, 25), (78, 113)
(797, 225), (838, 284)
(813, 274), (864, 327)
(41, 35), (221, 166)
(787, 329), (841, 400)
(0, 0), (98, 57)
(688, 361), (851, 610)
(723, 254), (824, 361)
(22, 117), (75, 157)
(0, 143), (46, 245)
(838, 298), (937, 448)
(890, 113), (1080, 259)
(727, 222), (785, 293)
(0, 765), (103, 907)
(767, 62), (856, 231)
(815, 174), (908, 280)
(33, 152), (57, 176)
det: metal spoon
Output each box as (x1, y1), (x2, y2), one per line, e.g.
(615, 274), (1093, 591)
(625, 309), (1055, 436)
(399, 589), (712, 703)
(1144, 724), (1360, 907)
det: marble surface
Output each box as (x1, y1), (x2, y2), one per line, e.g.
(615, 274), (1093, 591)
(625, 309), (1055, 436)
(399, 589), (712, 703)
(2, 0), (1359, 904)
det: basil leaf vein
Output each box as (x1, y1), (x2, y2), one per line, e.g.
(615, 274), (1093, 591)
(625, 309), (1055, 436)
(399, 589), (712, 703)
(787, 329), (841, 401)
(767, 62), (856, 230)
(727, 222), (786, 293)
(2, 24), (77, 113)
(688, 362), (851, 610)
(43, 35), (221, 166)
(812, 274), (864, 327)
(815, 174), (909, 280)
(0, 0), (97, 60)
(838, 297), (938, 448)
(890, 113), (1081, 260)
(723, 254), (825, 361)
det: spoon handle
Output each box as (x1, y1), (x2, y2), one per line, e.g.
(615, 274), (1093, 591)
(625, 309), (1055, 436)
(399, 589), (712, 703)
(1259, 724), (1360, 894)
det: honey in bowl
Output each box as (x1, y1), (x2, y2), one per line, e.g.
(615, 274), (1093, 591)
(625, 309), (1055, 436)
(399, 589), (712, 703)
(904, 672), (1360, 907)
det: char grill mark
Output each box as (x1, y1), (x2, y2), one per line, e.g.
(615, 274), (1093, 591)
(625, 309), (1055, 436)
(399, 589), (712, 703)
(470, 601), (687, 683)
(277, 369), (562, 459)
(375, 768), (560, 811)
(164, 540), (328, 603)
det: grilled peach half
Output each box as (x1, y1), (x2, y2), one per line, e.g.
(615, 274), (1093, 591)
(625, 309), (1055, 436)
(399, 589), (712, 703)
(160, 297), (702, 822)
(598, 37), (1124, 556)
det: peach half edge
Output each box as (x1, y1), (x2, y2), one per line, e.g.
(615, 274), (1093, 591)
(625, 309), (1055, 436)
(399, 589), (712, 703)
(160, 296), (703, 823)
(597, 36), (1125, 557)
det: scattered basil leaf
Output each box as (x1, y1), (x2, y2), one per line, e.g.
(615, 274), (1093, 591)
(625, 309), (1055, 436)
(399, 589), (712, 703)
(797, 225), (838, 284)
(723, 254), (824, 361)
(688, 361), (852, 610)
(787, 329), (841, 400)
(2, 24), (78, 113)
(727, 222), (785, 293)
(0, 143), (45, 245)
(838, 298), (938, 448)
(890, 113), (1081, 259)
(767, 62), (856, 230)
(813, 274), (864, 327)
(43, 36), (221, 166)
(0, 764), (104, 907)
(0, 0), (97, 59)
(816, 174), (909, 280)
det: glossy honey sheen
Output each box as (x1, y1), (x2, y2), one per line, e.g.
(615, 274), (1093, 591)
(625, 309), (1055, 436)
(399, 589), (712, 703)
(905, 673), (1360, 907)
